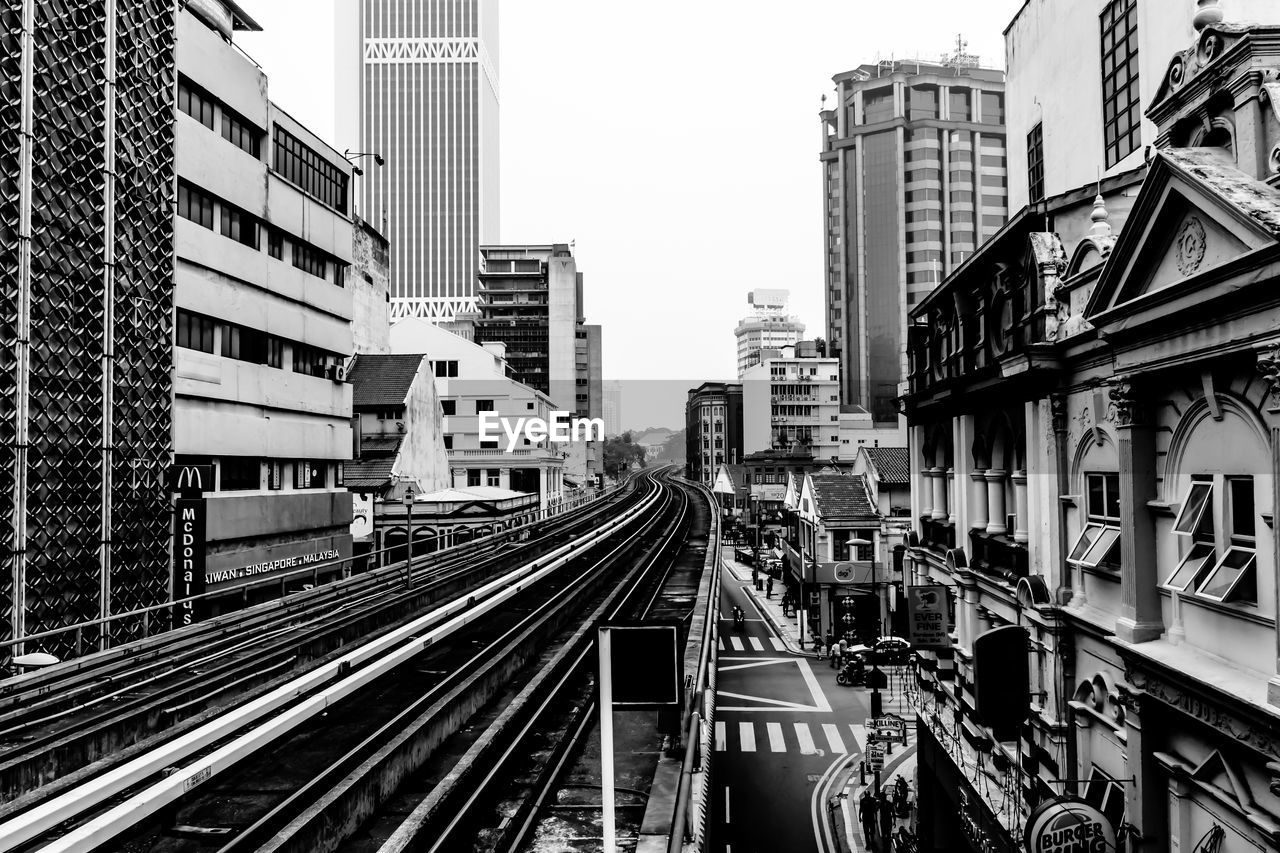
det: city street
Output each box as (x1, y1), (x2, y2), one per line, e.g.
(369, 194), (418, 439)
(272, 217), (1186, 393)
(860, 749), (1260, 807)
(709, 573), (894, 853)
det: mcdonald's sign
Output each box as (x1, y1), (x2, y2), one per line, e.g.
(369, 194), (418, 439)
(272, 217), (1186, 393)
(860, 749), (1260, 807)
(170, 464), (214, 497)
(171, 463), (212, 627)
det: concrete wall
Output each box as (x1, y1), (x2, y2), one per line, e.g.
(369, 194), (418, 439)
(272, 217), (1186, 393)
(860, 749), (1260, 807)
(351, 217), (391, 355)
(396, 359), (452, 494)
(546, 251), (578, 412)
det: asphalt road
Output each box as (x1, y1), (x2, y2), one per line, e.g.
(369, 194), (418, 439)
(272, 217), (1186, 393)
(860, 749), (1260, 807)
(708, 577), (874, 853)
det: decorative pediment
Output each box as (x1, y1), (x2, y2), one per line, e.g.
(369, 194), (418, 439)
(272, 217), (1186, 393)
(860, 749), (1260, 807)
(1149, 22), (1253, 113)
(1190, 749), (1255, 813)
(1086, 149), (1280, 318)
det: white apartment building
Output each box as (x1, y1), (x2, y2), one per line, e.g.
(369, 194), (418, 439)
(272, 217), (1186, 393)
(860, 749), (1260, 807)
(390, 319), (569, 509)
(742, 342), (842, 463)
(173, 1), (354, 599)
(734, 289), (805, 379)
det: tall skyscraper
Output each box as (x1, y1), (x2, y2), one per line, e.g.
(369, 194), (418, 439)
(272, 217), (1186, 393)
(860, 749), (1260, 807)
(734, 289), (805, 378)
(335, 0), (500, 322)
(819, 48), (1007, 423)
(1, 0), (177, 654)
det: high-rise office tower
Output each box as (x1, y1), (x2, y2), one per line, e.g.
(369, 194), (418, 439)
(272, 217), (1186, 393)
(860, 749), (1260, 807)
(1, 0), (176, 654)
(335, 0), (500, 322)
(819, 48), (1007, 423)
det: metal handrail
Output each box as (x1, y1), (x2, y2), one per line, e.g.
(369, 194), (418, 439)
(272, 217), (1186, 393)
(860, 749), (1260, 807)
(0, 481), (626, 655)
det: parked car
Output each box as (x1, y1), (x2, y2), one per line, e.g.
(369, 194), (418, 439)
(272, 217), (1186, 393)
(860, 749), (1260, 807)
(868, 636), (912, 666)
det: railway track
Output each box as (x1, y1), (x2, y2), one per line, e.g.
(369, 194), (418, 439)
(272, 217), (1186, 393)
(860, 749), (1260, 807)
(0, 475), (643, 809)
(0, 469), (682, 853)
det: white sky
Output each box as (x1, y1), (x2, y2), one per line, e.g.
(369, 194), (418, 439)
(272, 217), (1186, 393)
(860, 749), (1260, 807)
(238, 0), (1025, 429)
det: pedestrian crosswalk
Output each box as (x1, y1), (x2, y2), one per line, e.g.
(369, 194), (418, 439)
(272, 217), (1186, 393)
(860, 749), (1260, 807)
(714, 720), (869, 755)
(719, 636), (789, 653)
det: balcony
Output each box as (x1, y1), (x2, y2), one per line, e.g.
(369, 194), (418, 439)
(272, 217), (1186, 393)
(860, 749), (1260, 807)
(969, 529), (1029, 583)
(919, 516), (956, 553)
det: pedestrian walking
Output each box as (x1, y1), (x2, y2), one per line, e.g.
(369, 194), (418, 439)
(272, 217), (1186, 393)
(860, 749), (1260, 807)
(859, 791), (878, 843)
(879, 793), (894, 841)
(766, 575), (774, 597)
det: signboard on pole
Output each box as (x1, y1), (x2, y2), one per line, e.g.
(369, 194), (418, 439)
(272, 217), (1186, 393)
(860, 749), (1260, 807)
(906, 584), (951, 649)
(598, 621), (683, 708)
(866, 743), (885, 772)
(1024, 798), (1116, 853)
(865, 716), (908, 745)
(171, 464), (212, 628)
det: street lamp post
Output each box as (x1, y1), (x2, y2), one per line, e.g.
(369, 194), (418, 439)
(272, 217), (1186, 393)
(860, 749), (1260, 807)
(402, 486), (416, 589)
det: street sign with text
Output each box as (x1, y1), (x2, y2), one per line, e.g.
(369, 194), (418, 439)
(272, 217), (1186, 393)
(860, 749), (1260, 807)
(866, 743), (885, 771)
(906, 584), (951, 649)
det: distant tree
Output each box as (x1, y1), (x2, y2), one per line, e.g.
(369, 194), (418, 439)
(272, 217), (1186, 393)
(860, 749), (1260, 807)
(604, 433), (647, 478)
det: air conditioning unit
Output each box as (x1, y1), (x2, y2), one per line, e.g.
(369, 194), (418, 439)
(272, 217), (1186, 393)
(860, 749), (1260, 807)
(327, 363), (346, 382)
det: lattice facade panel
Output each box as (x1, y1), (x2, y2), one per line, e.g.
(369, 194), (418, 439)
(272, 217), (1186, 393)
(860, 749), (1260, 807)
(2, 0), (175, 657)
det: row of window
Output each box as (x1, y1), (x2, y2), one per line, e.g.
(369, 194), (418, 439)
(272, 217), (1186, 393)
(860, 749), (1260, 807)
(179, 77), (264, 159)
(178, 181), (346, 285)
(1070, 472), (1259, 605)
(176, 309), (339, 377)
(174, 456), (341, 491)
(273, 125), (349, 214)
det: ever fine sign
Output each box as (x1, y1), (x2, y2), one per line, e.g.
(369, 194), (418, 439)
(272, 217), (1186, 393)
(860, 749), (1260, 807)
(906, 584), (951, 649)
(1024, 799), (1116, 853)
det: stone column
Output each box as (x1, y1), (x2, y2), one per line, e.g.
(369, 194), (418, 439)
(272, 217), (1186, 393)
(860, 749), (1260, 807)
(946, 467), (957, 525)
(985, 470), (1007, 535)
(1123, 694), (1163, 850)
(969, 469), (989, 530)
(1256, 343), (1280, 704)
(1012, 470), (1029, 543)
(931, 467), (948, 520)
(1112, 378), (1164, 643)
(920, 467), (935, 519)
(499, 467), (511, 490)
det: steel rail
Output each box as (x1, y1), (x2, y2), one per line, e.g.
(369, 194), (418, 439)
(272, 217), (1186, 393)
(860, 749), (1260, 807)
(0, 477), (666, 853)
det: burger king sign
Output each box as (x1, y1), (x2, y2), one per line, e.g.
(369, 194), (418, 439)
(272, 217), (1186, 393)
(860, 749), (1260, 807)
(1024, 799), (1116, 853)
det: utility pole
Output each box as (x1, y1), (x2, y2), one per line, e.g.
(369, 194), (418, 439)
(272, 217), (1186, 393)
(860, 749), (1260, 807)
(402, 486), (416, 589)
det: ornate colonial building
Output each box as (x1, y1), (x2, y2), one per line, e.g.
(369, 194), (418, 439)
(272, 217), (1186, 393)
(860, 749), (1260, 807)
(904, 4), (1280, 850)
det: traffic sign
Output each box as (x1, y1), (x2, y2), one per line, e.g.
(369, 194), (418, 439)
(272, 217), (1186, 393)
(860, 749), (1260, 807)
(867, 743), (885, 771)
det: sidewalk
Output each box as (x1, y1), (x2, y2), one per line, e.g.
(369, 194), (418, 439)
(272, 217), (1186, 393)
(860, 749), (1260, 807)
(834, 725), (919, 853)
(720, 545), (816, 656)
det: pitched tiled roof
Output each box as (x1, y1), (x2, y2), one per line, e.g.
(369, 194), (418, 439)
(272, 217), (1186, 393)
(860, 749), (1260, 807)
(348, 354), (425, 408)
(344, 458), (396, 491)
(359, 435), (403, 457)
(723, 464), (747, 490)
(809, 473), (875, 521)
(864, 447), (910, 486)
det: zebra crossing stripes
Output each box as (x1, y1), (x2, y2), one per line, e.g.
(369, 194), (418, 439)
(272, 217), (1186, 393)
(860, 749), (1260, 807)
(770, 638), (786, 651)
(719, 635), (778, 652)
(793, 722), (817, 754)
(715, 720), (866, 755)
(739, 722), (756, 752)
(748, 637), (764, 651)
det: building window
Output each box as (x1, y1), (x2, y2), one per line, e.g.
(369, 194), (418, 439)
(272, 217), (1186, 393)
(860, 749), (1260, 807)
(1068, 473), (1122, 571)
(221, 108), (261, 157)
(1100, 0), (1140, 168)
(268, 460), (283, 490)
(486, 469), (501, 487)
(219, 457), (260, 491)
(272, 124), (349, 213)
(294, 459), (326, 489)
(177, 77), (214, 129)
(443, 435), (453, 450)
(980, 92), (1004, 124)
(292, 240), (327, 280)
(1027, 122), (1045, 204)
(434, 360), (459, 378)
(374, 407), (404, 420)
(949, 88), (971, 121)
(467, 469), (482, 487)
(266, 337), (283, 369)
(291, 344), (329, 378)
(221, 323), (271, 364)
(441, 400), (456, 416)
(220, 204), (258, 249)
(1084, 767), (1126, 832)
(175, 309), (215, 354)
(177, 181), (214, 230)
(267, 227), (283, 260)
(476, 399), (495, 413)
(1166, 476), (1258, 603)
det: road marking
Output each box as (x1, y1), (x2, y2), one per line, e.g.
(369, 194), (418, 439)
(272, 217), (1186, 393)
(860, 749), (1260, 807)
(738, 722), (756, 752)
(766, 722), (786, 752)
(724, 786), (731, 822)
(729, 636), (744, 651)
(748, 637), (764, 651)
(770, 638), (786, 651)
(822, 723), (847, 754)
(794, 722), (817, 754)
(716, 657), (833, 713)
(848, 723), (866, 753)
(715, 721), (726, 751)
